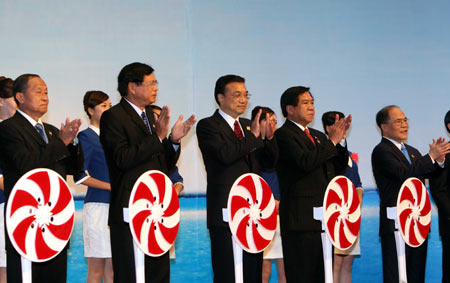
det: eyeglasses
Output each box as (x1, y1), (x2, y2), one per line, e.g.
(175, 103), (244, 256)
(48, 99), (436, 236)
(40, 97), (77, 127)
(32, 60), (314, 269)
(140, 80), (159, 87)
(390, 117), (409, 126)
(229, 92), (252, 100)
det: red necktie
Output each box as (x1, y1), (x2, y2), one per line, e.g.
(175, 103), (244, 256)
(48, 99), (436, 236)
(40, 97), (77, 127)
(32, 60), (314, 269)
(304, 128), (316, 146)
(234, 120), (244, 140)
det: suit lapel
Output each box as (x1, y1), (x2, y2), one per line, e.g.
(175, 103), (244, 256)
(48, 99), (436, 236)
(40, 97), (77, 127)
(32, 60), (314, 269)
(285, 120), (315, 148)
(212, 110), (238, 141)
(14, 112), (47, 146)
(382, 138), (410, 165)
(119, 98), (151, 135)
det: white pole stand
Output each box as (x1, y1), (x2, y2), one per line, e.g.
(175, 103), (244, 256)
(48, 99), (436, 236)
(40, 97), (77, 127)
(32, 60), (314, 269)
(21, 256), (32, 283)
(313, 207), (333, 283)
(223, 208), (244, 283)
(387, 207), (408, 283)
(124, 208), (145, 283)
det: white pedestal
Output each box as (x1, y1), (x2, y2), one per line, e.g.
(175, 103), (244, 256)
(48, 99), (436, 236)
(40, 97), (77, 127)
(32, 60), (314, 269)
(387, 207), (408, 283)
(313, 206), (333, 283)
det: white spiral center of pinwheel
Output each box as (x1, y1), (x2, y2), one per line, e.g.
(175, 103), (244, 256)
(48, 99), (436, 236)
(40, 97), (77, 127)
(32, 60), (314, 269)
(410, 205), (420, 221)
(151, 203), (164, 223)
(34, 203), (52, 227)
(249, 204), (261, 222)
(340, 203), (349, 220)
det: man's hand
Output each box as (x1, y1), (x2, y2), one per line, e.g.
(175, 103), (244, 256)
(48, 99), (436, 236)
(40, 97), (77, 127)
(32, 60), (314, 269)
(170, 114), (196, 143)
(59, 118), (82, 146)
(429, 137), (450, 162)
(327, 114), (352, 144)
(155, 106), (170, 140)
(264, 114), (276, 140)
(251, 109), (262, 138)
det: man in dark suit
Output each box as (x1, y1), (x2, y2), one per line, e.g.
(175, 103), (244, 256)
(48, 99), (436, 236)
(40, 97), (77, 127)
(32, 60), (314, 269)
(430, 109), (450, 283)
(196, 74), (278, 283)
(100, 62), (195, 283)
(0, 74), (83, 283)
(371, 105), (450, 283)
(275, 86), (351, 283)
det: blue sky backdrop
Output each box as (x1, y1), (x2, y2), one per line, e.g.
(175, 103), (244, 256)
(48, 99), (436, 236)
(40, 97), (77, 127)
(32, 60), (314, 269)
(1, 0), (449, 192)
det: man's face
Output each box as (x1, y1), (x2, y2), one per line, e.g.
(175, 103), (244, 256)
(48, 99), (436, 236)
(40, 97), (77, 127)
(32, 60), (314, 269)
(129, 73), (159, 108)
(218, 82), (249, 119)
(381, 107), (409, 143)
(17, 77), (48, 120)
(287, 91), (315, 127)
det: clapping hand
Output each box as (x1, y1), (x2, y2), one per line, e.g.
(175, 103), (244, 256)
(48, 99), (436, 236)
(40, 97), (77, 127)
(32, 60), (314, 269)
(328, 114), (352, 144)
(59, 117), (82, 146)
(170, 114), (197, 143)
(429, 137), (450, 163)
(155, 106), (170, 140)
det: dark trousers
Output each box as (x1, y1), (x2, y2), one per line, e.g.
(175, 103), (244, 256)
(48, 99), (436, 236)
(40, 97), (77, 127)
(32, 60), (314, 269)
(6, 232), (68, 283)
(381, 233), (427, 283)
(110, 222), (170, 283)
(209, 226), (263, 283)
(281, 231), (324, 283)
(442, 235), (450, 283)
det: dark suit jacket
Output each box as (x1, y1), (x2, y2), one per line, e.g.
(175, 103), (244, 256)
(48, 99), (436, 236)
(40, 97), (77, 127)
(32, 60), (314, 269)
(0, 111), (83, 283)
(275, 120), (348, 233)
(0, 112), (83, 198)
(196, 110), (278, 228)
(100, 98), (179, 225)
(371, 137), (438, 236)
(430, 153), (450, 237)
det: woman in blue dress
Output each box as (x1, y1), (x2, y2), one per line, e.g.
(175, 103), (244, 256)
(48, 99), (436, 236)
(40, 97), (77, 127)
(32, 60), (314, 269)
(75, 91), (113, 283)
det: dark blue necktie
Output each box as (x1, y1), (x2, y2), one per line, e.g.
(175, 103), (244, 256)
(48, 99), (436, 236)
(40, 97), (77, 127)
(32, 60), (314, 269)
(141, 112), (152, 133)
(401, 144), (411, 164)
(35, 123), (48, 144)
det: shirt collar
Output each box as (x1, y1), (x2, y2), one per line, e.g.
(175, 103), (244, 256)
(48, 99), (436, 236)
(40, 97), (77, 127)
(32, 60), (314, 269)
(17, 109), (44, 128)
(218, 109), (240, 130)
(289, 119), (308, 132)
(383, 136), (403, 151)
(89, 124), (100, 136)
(124, 97), (146, 117)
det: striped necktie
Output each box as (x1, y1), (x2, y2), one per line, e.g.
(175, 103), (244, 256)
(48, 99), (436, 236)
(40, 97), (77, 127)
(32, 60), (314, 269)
(35, 123), (48, 144)
(234, 120), (244, 140)
(141, 112), (152, 133)
(401, 144), (411, 164)
(304, 128), (315, 146)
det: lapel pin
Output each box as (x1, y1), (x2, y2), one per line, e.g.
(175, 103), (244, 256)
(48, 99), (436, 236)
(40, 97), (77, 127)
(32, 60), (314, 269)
(246, 126), (251, 131)
(411, 154), (415, 159)
(49, 131), (53, 136)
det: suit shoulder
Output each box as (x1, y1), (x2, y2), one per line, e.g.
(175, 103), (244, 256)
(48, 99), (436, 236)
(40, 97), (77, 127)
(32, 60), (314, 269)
(197, 114), (217, 127)
(78, 128), (95, 139)
(43, 122), (59, 133)
(405, 143), (421, 155)
(308, 127), (326, 138)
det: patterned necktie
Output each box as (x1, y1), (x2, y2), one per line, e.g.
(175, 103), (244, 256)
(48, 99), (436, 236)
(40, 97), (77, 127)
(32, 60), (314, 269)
(304, 128), (315, 146)
(35, 123), (48, 144)
(234, 120), (244, 140)
(141, 112), (152, 134)
(401, 144), (411, 164)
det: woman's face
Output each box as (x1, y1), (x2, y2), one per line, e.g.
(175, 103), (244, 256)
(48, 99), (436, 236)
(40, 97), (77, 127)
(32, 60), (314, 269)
(0, 97), (18, 119)
(89, 99), (111, 124)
